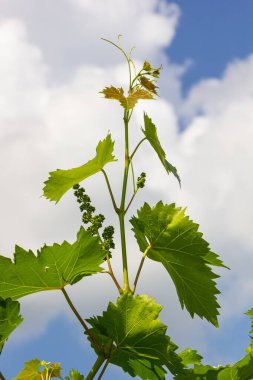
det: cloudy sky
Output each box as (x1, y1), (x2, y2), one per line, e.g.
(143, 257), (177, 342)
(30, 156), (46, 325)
(1, 1), (253, 379)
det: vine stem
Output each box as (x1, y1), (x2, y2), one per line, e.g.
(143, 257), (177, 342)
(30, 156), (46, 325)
(97, 357), (111, 380)
(86, 355), (106, 380)
(101, 169), (119, 213)
(0, 372), (5, 380)
(118, 110), (131, 292)
(61, 288), (100, 351)
(132, 246), (151, 294)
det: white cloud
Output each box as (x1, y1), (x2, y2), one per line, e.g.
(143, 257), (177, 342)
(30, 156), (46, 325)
(0, 0), (253, 369)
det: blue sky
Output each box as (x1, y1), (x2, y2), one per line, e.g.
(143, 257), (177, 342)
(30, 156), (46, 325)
(169, 0), (253, 89)
(0, 1), (253, 379)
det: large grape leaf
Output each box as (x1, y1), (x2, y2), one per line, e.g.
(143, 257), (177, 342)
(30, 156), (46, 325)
(0, 227), (104, 300)
(87, 293), (184, 379)
(43, 133), (117, 203)
(0, 297), (23, 353)
(142, 113), (181, 185)
(130, 202), (223, 326)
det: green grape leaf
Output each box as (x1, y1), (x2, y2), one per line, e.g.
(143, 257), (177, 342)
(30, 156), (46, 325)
(142, 113), (181, 185)
(174, 364), (223, 380)
(43, 133), (116, 203)
(140, 76), (158, 95)
(0, 227), (104, 300)
(65, 369), (85, 380)
(129, 358), (167, 380)
(0, 297), (23, 353)
(179, 348), (203, 367)
(87, 293), (184, 379)
(130, 202), (223, 326)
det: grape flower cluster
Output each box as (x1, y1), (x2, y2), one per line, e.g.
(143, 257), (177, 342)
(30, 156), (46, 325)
(136, 172), (146, 189)
(73, 184), (115, 258)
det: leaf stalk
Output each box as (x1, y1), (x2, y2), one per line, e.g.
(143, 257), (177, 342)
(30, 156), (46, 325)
(132, 246), (151, 294)
(86, 355), (106, 380)
(61, 288), (100, 351)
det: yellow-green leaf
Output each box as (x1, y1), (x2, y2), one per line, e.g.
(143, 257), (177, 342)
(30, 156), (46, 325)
(125, 88), (153, 109)
(43, 133), (116, 203)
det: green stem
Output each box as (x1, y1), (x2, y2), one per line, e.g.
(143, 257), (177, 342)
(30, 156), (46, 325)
(86, 355), (106, 380)
(130, 159), (136, 192)
(61, 288), (100, 351)
(97, 357), (111, 380)
(106, 255), (122, 293)
(0, 372), (6, 380)
(118, 111), (131, 292)
(132, 246), (151, 294)
(101, 169), (119, 213)
(130, 138), (147, 159)
(101, 37), (132, 89)
(124, 190), (137, 215)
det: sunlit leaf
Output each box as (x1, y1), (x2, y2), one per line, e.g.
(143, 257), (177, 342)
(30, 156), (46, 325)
(131, 202), (223, 326)
(88, 293), (184, 379)
(179, 348), (203, 368)
(0, 227), (104, 300)
(43, 133), (116, 203)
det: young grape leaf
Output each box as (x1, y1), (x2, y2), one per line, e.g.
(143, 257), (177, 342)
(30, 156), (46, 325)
(125, 88), (153, 109)
(130, 202), (223, 326)
(43, 133), (117, 203)
(100, 86), (125, 102)
(179, 348), (203, 367)
(0, 297), (23, 353)
(87, 293), (184, 379)
(140, 76), (158, 95)
(142, 113), (181, 185)
(14, 359), (42, 380)
(101, 87), (153, 109)
(15, 359), (62, 380)
(0, 227), (104, 300)
(65, 369), (85, 380)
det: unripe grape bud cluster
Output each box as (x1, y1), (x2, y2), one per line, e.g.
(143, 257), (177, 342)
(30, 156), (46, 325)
(137, 172), (146, 189)
(73, 184), (115, 257)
